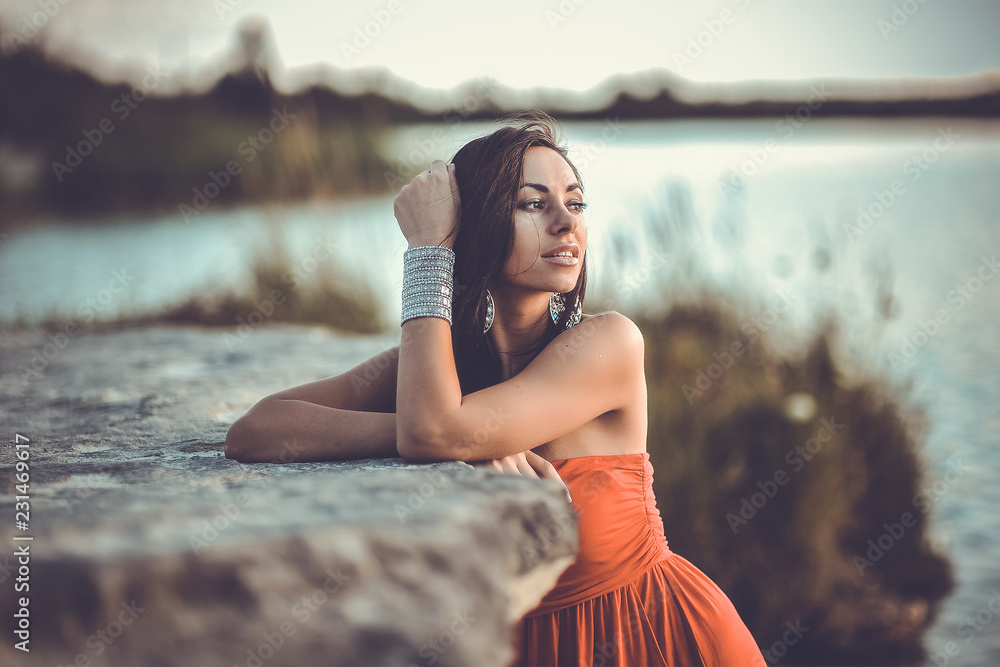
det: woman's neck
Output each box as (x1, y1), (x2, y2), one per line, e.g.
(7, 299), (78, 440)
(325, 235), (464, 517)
(487, 289), (552, 381)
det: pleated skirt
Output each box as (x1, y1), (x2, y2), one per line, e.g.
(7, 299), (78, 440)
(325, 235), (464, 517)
(512, 551), (767, 667)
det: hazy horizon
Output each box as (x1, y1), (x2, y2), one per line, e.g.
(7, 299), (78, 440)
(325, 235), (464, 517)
(1, 0), (997, 97)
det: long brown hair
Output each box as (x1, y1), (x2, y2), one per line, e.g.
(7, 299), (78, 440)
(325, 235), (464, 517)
(444, 109), (589, 394)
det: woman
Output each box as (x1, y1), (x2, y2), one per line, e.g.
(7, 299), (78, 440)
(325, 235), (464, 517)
(226, 110), (766, 666)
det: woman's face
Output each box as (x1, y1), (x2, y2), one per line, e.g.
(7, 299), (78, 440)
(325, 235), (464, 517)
(500, 146), (588, 296)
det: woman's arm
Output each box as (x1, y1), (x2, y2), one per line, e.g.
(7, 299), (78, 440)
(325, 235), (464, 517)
(224, 345), (400, 463)
(397, 311), (643, 462)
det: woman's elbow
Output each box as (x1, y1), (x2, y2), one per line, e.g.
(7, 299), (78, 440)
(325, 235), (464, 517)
(224, 413), (260, 462)
(399, 440), (482, 463)
(396, 423), (454, 463)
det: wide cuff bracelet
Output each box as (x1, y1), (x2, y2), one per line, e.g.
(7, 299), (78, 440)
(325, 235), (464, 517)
(401, 245), (456, 326)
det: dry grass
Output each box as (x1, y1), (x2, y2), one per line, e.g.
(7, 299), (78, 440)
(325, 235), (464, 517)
(147, 224), (385, 334)
(638, 292), (953, 665)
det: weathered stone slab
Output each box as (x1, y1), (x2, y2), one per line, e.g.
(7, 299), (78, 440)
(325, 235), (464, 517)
(0, 325), (577, 666)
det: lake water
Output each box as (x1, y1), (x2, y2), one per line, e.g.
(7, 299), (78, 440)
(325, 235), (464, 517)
(1, 117), (998, 664)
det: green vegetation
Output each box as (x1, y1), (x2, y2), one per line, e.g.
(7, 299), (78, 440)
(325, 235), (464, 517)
(147, 223), (385, 334)
(0, 221), (385, 335)
(637, 292), (952, 665)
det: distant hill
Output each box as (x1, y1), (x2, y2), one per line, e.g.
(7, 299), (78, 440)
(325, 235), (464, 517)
(1, 20), (997, 229)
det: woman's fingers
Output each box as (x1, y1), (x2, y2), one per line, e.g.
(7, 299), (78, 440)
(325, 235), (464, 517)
(470, 459), (502, 473)
(393, 160), (460, 247)
(473, 453), (572, 504)
(525, 451), (572, 503)
(498, 456), (521, 475)
(513, 453), (539, 478)
(524, 451), (558, 481)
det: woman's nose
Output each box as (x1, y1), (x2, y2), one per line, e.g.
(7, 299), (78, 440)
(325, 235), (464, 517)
(551, 203), (580, 235)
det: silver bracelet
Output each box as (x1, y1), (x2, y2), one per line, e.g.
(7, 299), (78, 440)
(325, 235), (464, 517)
(401, 245), (456, 326)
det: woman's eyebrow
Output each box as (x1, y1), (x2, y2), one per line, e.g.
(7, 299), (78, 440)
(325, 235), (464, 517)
(519, 182), (583, 193)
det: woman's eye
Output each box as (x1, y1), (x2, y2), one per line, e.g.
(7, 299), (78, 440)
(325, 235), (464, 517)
(519, 200), (588, 213)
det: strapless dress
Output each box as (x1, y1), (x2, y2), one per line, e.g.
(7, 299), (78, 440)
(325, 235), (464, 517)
(510, 452), (767, 667)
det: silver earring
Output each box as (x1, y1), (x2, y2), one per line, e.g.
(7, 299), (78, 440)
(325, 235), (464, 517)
(549, 292), (582, 330)
(483, 289), (495, 333)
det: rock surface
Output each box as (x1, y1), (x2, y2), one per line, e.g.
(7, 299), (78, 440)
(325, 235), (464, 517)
(0, 324), (577, 666)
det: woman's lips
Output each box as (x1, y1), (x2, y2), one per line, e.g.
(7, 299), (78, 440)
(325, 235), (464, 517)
(542, 255), (579, 266)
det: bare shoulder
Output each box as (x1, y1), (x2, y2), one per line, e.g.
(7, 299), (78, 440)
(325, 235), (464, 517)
(541, 310), (644, 376)
(562, 310), (644, 352)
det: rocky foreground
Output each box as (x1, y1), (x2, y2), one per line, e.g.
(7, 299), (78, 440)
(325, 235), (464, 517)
(0, 324), (577, 666)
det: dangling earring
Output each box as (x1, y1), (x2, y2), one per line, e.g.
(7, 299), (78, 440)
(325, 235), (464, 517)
(566, 294), (582, 329)
(549, 292), (583, 330)
(483, 289), (495, 334)
(549, 292), (565, 325)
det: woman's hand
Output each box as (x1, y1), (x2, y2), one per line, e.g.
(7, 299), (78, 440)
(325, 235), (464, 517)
(394, 159), (461, 249)
(472, 450), (573, 504)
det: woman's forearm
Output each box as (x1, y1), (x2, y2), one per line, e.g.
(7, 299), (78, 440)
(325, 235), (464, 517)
(393, 161), (464, 458)
(225, 399), (398, 462)
(396, 316), (463, 455)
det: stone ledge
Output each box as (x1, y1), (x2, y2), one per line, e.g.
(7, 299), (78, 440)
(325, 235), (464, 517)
(0, 325), (578, 666)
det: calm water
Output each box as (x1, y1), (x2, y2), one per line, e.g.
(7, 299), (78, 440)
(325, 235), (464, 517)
(2, 117), (999, 664)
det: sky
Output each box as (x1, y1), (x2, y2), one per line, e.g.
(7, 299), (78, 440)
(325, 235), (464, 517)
(0, 0), (998, 93)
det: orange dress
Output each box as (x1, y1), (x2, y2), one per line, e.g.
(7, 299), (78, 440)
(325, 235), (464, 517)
(511, 453), (767, 667)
